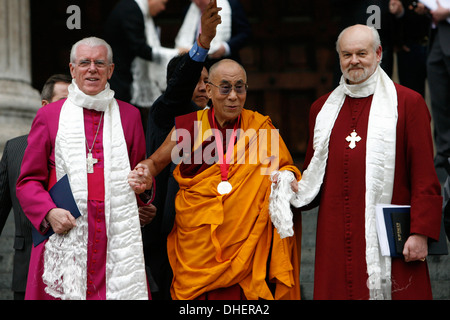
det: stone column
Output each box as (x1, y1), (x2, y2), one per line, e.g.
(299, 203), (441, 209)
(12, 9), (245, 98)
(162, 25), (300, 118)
(0, 0), (41, 151)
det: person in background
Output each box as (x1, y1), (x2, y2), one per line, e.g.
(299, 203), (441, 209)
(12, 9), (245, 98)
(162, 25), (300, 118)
(175, 0), (251, 63)
(0, 74), (71, 300)
(389, 0), (431, 97)
(426, 1), (450, 182)
(104, 0), (181, 132)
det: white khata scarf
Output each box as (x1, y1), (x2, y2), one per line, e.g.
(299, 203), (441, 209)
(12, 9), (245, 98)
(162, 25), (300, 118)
(270, 65), (398, 300)
(131, 0), (178, 107)
(175, 0), (231, 56)
(42, 80), (148, 300)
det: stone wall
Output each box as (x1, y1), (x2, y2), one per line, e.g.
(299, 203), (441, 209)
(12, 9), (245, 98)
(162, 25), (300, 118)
(0, 0), (41, 151)
(0, 0), (41, 300)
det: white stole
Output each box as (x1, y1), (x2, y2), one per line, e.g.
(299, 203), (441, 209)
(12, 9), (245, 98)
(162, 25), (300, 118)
(270, 66), (398, 299)
(131, 0), (178, 107)
(42, 80), (148, 300)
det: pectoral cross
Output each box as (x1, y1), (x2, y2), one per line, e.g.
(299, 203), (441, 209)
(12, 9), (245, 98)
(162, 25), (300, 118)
(346, 130), (361, 149)
(86, 152), (98, 174)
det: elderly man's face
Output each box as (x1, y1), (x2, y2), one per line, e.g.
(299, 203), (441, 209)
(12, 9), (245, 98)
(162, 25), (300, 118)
(207, 60), (247, 127)
(69, 44), (114, 96)
(338, 26), (382, 84)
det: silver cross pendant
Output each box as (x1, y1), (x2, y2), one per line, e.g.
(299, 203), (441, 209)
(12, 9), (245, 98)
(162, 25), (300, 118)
(86, 152), (98, 174)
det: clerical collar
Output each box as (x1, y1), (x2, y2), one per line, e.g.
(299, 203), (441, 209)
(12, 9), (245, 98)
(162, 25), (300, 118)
(341, 66), (379, 99)
(67, 80), (115, 112)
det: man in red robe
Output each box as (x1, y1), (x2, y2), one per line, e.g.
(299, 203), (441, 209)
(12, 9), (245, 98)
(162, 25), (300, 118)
(291, 24), (442, 299)
(16, 37), (153, 300)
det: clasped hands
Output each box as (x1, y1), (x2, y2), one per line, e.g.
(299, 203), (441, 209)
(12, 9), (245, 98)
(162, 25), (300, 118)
(128, 163), (153, 195)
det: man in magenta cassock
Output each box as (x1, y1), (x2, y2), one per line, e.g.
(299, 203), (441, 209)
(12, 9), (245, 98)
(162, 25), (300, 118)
(290, 25), (443, 299)
(16, 37), (152, 300)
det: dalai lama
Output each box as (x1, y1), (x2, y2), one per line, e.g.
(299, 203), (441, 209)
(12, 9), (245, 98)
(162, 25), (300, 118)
(128, 55), (302, 299)
(290, 24), (442, 300)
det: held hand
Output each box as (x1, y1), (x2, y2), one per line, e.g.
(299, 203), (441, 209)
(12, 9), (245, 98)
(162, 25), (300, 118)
(403, 234), (428, 262)
(139, 204), (157, 226)
(128, 163), (153, 194)
(198, 0), (222, 49)
(271, 172), (298, 193)
(290, 179), (299, 193)
(46, 208), (77, 234)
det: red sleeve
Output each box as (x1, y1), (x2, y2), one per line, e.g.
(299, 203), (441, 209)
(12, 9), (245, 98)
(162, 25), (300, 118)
(401, 87), (443, 241)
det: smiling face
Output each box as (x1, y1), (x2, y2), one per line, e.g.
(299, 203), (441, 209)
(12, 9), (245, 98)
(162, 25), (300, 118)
(207, 60), (247, 127)
(338, 25), (382, 84)
(69, 44), (114, 96)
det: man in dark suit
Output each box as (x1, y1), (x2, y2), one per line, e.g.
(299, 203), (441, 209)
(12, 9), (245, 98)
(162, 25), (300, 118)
(427, 4), (450, 182)
(176, 0), (251, 64)
(0, 74), (71, 300)
(143, 2), (220, 299)
(104, 0), (162, 104)
(208, 0), (251, 62)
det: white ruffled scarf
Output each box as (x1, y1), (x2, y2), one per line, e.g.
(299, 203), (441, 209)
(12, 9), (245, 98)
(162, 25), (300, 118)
(131, 0), (178, 107)
(175, 0), (232, 56)
(42, 80), (148, 300)
(270, 66), (398, 300)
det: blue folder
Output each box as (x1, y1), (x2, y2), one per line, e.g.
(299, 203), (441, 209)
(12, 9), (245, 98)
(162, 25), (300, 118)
(31, 174), (81, 246)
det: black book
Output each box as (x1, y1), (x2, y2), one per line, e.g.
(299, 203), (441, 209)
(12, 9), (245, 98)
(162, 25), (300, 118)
(376, 204), (448, 258)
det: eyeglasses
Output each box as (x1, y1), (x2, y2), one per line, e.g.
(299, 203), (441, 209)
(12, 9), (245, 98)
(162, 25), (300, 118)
(208, 82), (248, 95)
(76, 59), (109, 69)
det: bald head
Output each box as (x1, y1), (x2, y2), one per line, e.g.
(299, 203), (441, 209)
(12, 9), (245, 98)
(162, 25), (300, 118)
(336, 24), (381, 54)
(208, 59), (247, 83)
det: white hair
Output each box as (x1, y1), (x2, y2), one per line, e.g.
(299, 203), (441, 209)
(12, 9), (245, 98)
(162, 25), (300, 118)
(335, 24), (381, 54)
(70, 37), (113, 64)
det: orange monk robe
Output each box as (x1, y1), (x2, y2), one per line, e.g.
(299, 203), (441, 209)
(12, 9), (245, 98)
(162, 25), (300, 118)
(168, 108), (302, 300)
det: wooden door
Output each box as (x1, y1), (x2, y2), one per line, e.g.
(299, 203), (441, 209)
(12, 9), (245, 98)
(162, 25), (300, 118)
(30, 0), (339, 161)
(239, 0), (338, 160)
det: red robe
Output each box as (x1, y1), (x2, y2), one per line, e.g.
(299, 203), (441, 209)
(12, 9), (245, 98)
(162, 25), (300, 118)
(303, 83), (442, 300)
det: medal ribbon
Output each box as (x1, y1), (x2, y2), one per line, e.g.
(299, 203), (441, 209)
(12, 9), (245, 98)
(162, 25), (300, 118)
(211, 108), (240, 182)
